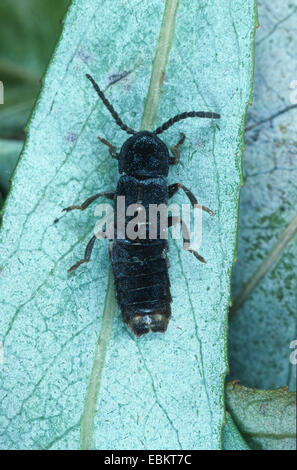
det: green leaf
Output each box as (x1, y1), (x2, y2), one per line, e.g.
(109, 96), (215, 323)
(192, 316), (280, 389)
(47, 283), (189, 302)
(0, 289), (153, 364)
(222, 412), (250, 450)
(0, 0), (68, 138)
(0, 0), (256, 449)
(229, 0), (297, 392)
(225, 382), (297, 450)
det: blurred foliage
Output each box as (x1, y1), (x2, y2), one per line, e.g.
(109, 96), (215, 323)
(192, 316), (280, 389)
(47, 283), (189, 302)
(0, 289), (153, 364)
(229, 0), (297, 393)
(0, 0), (69, 201)
(0, 0), (69, 140)
(0, 139), (23, 195)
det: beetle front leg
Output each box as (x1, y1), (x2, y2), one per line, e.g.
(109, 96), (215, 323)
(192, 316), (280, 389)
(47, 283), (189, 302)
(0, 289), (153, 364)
(169, 132), (186, 164)
(168, 215), (206, 264)
(168, 183), (214, 216)
(98, 136), (119, 159)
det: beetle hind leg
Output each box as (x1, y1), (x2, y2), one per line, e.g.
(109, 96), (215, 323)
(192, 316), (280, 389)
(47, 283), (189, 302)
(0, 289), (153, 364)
(168, 182), (214, 216)
(68, 235), (97, 273)
(168, 215), (206, 264)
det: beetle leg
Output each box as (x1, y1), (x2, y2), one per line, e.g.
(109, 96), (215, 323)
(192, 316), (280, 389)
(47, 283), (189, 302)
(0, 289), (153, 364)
(68, 234), (98, 273)
(169, 132), (186, 164)
(62, 191), (114, 213)
(168, 183), (214, 216)
(168, 215), (206, 264)
(98, 136), (119, 159)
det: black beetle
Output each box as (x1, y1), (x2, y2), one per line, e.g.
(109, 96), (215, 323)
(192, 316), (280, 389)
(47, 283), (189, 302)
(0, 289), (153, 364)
(61, 74), (220, 336)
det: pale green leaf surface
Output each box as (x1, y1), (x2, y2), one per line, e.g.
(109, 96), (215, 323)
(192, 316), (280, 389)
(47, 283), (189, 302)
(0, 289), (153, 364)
(0, 0), (256, 449)
(229, 0), (297, 391)
(226, 383), (296, 450)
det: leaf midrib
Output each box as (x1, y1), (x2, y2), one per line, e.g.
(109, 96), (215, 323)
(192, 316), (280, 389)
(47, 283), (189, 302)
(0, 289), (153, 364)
(79, 0), (180, 450)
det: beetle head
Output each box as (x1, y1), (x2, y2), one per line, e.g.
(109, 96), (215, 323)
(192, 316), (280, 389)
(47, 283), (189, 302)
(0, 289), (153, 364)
(118, 131), (169, 178)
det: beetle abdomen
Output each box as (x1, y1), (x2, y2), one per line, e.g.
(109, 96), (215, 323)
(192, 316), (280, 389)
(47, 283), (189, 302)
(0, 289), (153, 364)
(110, 240), (172, 336)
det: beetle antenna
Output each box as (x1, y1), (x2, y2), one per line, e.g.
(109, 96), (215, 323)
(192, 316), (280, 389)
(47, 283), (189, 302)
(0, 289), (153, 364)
(86, 74), (136, 135)
(154, 111), (220, 134)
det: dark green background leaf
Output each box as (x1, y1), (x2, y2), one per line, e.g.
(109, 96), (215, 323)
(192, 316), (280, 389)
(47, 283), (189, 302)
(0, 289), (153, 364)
(0, 0), (69, 138)
(0, 139), (23, 194)
(229, 0), (297, 392)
